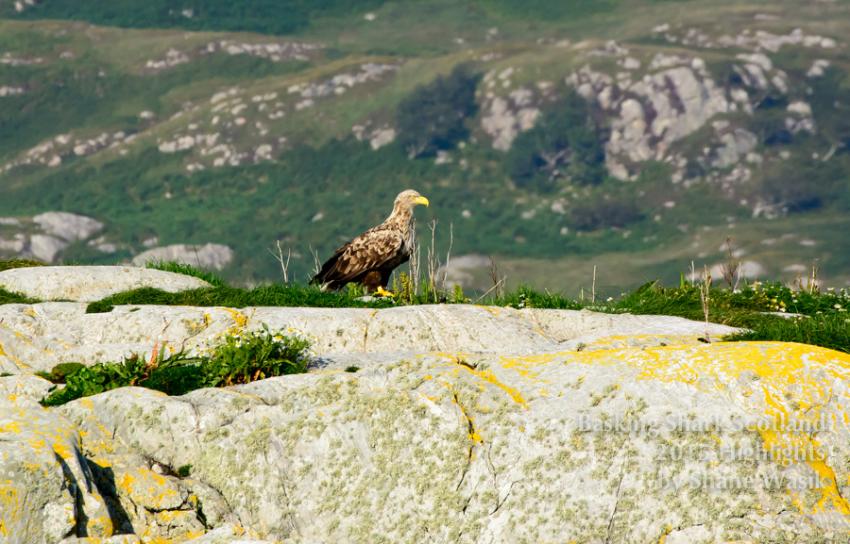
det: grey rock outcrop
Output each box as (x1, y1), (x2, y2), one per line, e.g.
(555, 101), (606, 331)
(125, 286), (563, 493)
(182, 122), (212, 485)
(0, 385), (113, 542)
(0, 299), (738, 375)
(132, 244), (234, 271)
(2, 267), (849, 541)
(0, 265), (209, 303)
(32, 212), (104, 243)
(57, 341), (850, 542)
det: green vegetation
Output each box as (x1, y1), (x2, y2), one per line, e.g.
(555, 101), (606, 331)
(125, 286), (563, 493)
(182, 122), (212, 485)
(146, 261), (226, 287)
(509, 90), (606, 192)
(84, 284), (397, 313)
(0, 259), (43, 272)
(574, 280), (850, 353)
(0, 287), (37, 305)
(396, 64), (481, 158)
(2, 0), (387, 35)
(39, 327), (310, 406)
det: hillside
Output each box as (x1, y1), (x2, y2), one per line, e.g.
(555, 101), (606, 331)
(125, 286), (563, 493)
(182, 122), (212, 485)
(0, 0), (849, 293)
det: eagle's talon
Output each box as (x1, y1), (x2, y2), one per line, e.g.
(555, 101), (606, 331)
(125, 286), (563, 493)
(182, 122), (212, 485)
(375, 287), (395, 298)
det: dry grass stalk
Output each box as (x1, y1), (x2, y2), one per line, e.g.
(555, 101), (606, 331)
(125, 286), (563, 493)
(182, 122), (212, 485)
(426, 219), (439, 301)
(408, 222), (422, 295)
(441, 222), (454, 293)
(269, 240), (292, 283)
(809, 260), (820, 294)
(308, 245), (322, 279)
(591, 265), (597, 304)
(488, 256), (506, 299)
(699, 265), (712, 343)
(720, 237), (740, 290)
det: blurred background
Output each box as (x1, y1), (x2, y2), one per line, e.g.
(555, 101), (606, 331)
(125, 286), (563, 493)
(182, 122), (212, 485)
(0, 0), (848, 296)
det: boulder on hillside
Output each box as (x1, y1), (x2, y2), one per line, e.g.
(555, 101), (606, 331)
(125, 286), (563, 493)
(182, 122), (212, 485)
(32, 212), (104, 243)
(132, 243), (234, 271)
(0, 265), (209, 303)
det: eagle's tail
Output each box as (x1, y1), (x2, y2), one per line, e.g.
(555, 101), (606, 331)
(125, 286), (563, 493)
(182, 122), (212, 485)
(310, 253), (340, 290)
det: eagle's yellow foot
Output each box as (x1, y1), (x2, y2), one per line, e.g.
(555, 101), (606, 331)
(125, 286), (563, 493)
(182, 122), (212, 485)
(375, 286), (395, 298)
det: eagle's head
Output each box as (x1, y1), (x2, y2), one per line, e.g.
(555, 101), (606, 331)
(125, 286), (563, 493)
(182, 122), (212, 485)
(394, 189), (430, 210)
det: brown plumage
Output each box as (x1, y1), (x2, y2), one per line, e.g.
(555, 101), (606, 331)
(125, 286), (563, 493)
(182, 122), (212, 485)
(311, 189), (430, 292)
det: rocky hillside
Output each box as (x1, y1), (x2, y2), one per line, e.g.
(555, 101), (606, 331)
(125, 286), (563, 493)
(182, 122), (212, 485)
(0, 1), (848, 291)
(2, 266), (850, 542)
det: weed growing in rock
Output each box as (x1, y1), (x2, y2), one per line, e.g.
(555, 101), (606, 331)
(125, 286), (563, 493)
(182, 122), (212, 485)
(40, 327), (310, 406)
(0, 287), (38, 304)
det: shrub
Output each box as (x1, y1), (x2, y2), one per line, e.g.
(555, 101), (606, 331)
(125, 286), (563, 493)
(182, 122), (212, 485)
(759, 157), (847, 213)
(396, 64), (481, 158)
(40, 327), (310, 406)
(508, 90), (606, 192)
(570, 195), (643, 231)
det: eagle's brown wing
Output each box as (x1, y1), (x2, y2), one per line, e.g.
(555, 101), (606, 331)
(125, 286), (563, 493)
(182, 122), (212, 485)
(312, 226), (406, 289)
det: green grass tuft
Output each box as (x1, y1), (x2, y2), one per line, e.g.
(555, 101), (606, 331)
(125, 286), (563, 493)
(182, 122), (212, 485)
(0, 259), (44, 273)
(145, 261), (226, 287)
(85, 284), (397, 313)
(0, 287), (38, 305)
(40, 327), (310, 406)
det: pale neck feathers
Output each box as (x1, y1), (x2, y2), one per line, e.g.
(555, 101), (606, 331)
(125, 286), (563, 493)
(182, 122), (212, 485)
(384, 204), (415, 231)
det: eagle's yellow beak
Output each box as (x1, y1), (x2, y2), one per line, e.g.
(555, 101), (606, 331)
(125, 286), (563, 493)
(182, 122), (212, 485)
(413, 195), (430, 207)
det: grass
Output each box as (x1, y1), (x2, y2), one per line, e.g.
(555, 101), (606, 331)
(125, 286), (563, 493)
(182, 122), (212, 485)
(84, 284), (398, 313)
(146, 261), (226, 287)
(0, 259), (44, 272)
(578, 280), (850, 353)
(39, 326), (310, 406)
(0, 287), (38, 304)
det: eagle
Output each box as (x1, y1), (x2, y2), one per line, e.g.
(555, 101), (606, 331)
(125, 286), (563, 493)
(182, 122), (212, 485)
(311, 189), (430, 294)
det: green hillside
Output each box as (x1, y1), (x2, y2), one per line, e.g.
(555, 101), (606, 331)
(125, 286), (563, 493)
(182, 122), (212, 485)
(0, 0), (849, 291)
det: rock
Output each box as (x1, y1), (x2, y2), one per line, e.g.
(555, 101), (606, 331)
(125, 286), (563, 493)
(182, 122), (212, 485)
(369, 127), (396, 150)
(481, 91), (540, 151)
(132, 243), (234, 271)
(0, 303), (738, 375)
(28, 233), (69, 263)
(59, 341), (850, 541)
(1, 294), (848, 540)
(713, 128), (758, 169)
(32, 211), (104, 242)
(787, 100), (813, 116)
(0, 86), (25, 97)
(0, 265), (209, 304)
(0, 234), (26, 253)
(807, 59), (831, 78)
(573, 62), (729, 176)
(0, 391), (113, 542)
